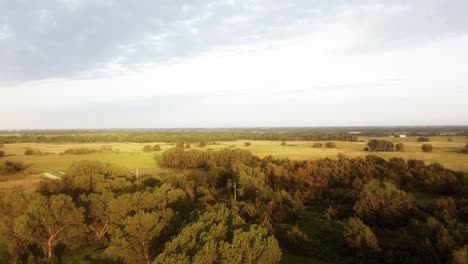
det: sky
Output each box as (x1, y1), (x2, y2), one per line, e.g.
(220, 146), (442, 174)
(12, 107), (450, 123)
(0, 0), (467, 129)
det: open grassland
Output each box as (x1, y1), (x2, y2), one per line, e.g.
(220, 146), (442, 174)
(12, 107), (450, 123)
(1, 136), (467, 192)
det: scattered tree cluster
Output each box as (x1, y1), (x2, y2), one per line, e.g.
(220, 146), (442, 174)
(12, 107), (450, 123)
(366, 139), (394, 152)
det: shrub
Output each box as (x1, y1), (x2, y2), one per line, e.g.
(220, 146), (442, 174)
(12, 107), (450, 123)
(0, 151), (4, 158)
(24, 149), (36, 155)
(463, 143), (468, 154)
(447, 138), (453, 142)
(244, 142), (252, 147)
(422, 144), (433, 153)
(281, 141), (287, 146)
(185, 143), (191, 149)
(325, 142), (336, 148)
(175, 142), (185, 148)
(198, 141), (206, 148)
(417, 137), (430, 142)
(363, 147), (369, 151)
(312, 143), (322, 148)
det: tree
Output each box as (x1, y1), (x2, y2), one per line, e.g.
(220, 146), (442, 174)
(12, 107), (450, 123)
(281, 141), (287, 146)
(422, 144), (433, 153)
(395, 143), (405, 152)
(198, 141), (206, 148)
(143, 145), (153, 152)
(0, 191), (31, 262)
(244, 142), (252, 147)
(185, 143), (191, 149)
(0, 151), (4, 158)
(80, 191), (114, 242)
(106, 210), (174, 264)
(220, 225), (282, 264)
(354, 180), (415, 224)
(152, 144), (162, 151)
(417, 137), (430, 142)
(176, 142), (185, 148)
(343, 217), (380, 253)
(20, 194), (85, 259)
(325, 142), (336, 148)
(154, 205), (281, 264)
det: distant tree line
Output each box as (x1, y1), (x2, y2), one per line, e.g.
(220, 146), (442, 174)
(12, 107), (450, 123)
(0, 131), (359, 144)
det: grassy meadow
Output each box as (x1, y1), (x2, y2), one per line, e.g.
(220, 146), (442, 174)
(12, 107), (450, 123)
(1, 135), (467, 192)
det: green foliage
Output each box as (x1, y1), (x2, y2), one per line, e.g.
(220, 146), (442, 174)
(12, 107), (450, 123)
(20, 194), (86, 258)
(354, 180), (415, 225)
(422, 144), (433, 152)
(244, 142), (252, 147)
(367, 139), (394, 151)
(154, 205), (281, 264)
(324, 142), (336, 148)
(312, 143), (322, 148)
(343, 217), (380, 253)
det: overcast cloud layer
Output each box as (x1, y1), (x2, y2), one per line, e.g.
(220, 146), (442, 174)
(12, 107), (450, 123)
(0, 0), (467, 129)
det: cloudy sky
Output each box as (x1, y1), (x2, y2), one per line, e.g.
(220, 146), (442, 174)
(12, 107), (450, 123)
(0, 0), (467, 129)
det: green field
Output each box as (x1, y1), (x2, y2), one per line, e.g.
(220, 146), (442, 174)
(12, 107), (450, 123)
(1, 136), (467, 192)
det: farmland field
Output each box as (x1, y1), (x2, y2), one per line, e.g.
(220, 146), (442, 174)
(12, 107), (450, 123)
(1, 135), (467, 192)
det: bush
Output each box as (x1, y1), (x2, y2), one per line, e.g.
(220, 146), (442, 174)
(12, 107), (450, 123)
(175, 142), (185, 148)
(197, 141), (206, 148)
(325, 142), (336, 148)
(244, 142), (252, 147)
(0, 151), (4, 158)
(417, 137), (430, 142)
(24, 149), (36, 155)
(363, 147), (369, 151)
(0, 161), (26, 174)
(422, 144), (433, 153)
(312, 143), (322, 148)
(463, 143), (468, 154)
(185, 143), (191, 149)
(281, 141), (287, 146)
(395, 143), (404, 152)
